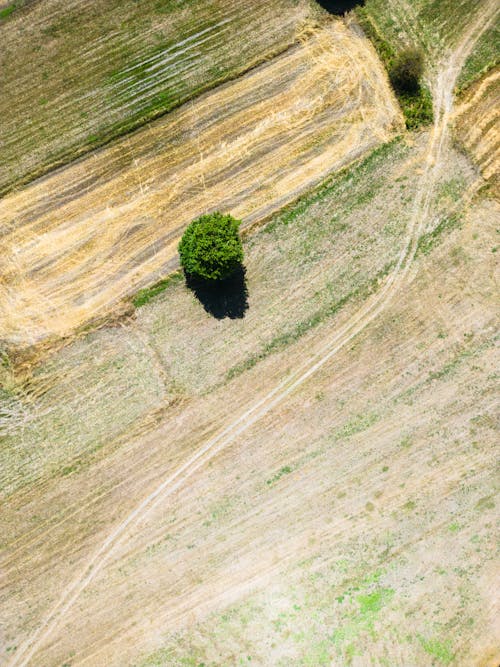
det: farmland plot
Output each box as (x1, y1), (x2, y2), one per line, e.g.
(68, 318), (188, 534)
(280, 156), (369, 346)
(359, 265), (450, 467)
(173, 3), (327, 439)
(0, 0), (320, 194)
(0, 1), (498, 666)
(0, 21), (402, 349)
(1, 159), (498, 667)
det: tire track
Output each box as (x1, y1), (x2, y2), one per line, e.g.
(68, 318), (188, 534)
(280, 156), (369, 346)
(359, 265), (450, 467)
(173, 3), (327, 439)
(7, 3), (498, 665)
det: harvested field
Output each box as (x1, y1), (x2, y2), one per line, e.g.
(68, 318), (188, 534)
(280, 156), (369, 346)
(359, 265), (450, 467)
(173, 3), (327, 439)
(1, 163), (498, 666)
(0, 21), (403, 349)
(2, 4), (499, 649)
(1, 1), (499, 666)
(0, 0), (320, 194)
(455, 66), (500, 196)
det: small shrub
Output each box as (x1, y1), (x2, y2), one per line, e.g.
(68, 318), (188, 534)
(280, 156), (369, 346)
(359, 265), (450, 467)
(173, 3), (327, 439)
(390, 48), (424, 95)
(179, 212), (243, 281)
(399, 84), (433, 129)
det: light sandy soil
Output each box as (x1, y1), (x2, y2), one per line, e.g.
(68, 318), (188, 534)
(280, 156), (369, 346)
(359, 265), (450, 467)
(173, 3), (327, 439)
(1, 2), (498, 665)
(0, 19), (402, 349)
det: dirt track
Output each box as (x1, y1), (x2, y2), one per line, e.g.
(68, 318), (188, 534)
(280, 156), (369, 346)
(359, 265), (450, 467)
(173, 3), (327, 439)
(3, 2), (498, 666)
(0, 19), (402, 349)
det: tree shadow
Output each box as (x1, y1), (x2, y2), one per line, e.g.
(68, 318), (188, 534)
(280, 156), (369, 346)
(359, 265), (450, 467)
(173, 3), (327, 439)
(185, 264), (249, 319)
(315, 0), (365, 14)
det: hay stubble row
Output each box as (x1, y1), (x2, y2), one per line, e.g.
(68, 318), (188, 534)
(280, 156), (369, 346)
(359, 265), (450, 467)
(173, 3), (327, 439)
(0, 0), (318, 193)
(455, 65), (500, 195)
(0, 21), (403, 348)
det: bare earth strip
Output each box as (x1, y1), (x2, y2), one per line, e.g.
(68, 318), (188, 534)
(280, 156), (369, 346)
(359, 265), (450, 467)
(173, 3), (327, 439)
(0, 20), (402, 348)
(0, 0), (319, 194)
(1, 2), (498, 666)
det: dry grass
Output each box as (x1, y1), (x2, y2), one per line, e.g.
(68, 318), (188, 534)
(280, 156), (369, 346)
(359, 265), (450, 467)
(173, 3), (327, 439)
(455, 66), (500, 197)
(0, 0), (320, 194)
(1, 131), (496, 665)
(0, 21), (403, 349)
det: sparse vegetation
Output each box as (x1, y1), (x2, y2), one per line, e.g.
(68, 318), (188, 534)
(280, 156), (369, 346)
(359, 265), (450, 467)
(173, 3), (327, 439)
(179, 213), (244, 282)
(356, 10), (433, 128)
(1, 0), (498, 664)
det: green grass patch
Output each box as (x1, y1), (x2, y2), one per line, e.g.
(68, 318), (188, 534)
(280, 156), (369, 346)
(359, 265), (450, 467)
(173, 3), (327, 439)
(336, 412), (379, 440)
(416, 213), (462, 256)
(398, 85), (434, 130)
(132, 272), (183, 308)
(266, 465), (293, 486)
(0, 3), (17, 20)
(357, 588), (394, 617)
(417, 635), (455, 664)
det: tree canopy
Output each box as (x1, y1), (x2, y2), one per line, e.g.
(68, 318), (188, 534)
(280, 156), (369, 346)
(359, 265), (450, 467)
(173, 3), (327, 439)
(179, 212), (244, 281)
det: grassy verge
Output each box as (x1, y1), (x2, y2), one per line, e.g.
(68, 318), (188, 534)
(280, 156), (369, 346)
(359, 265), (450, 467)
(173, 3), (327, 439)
(0, 3), (16, 20)
(416, 213), (463, 257)
(456, 16), (500, 92)
(355, 8), (433, 129)
(132, 273), (183, 308)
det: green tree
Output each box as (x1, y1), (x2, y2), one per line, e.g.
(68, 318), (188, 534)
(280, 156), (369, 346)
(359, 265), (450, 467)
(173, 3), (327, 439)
(390, 48), (424, 95)
(179, 212), (244, 281)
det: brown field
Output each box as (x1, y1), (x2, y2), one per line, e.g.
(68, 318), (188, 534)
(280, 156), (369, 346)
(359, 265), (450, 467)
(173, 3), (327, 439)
(0, 19), (402, 349)
(1, 159), (498, 664)
(0, 1), (499, 666)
